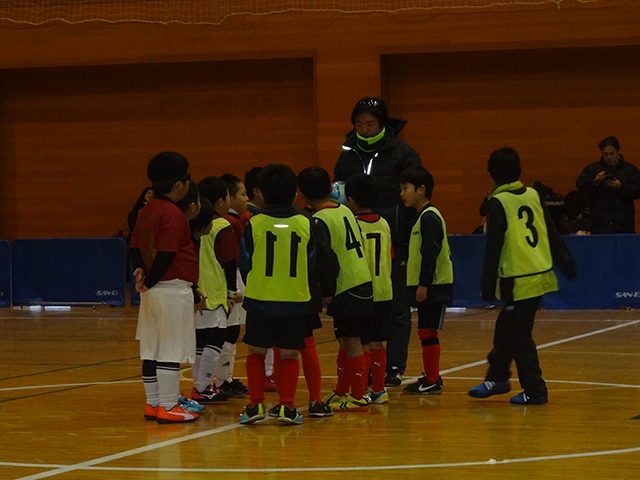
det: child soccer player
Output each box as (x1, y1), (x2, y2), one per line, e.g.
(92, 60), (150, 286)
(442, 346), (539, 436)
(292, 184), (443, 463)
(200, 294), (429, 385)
(129, 151), (199, 424)
(298, 166), (374, 412)
(245, 166), (278, 392)
(238, 163), (315, 425)
(245, 167), (265, 215)
(345, 173), (393, 404)
(214, 173), (250, 398)
(399, 165), (453, 395)
(189, 176), (239, 403)
(175, 180), (201, 221)
(468, 147), (575, 404)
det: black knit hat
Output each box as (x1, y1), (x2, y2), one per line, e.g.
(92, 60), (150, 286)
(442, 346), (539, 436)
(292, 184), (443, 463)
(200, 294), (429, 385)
(350, 97), (388, 126)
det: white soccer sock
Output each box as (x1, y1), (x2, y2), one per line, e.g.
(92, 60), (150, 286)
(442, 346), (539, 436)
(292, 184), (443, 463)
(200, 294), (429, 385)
(195, 346), (220, 393)
(215, 342), (233, 386)
(265, 348), (274, 377)
(228, 342), (237, 381)
(192, 349), (202, 385)
(142, 375), (159, 407)
(157, 364), (180, 410)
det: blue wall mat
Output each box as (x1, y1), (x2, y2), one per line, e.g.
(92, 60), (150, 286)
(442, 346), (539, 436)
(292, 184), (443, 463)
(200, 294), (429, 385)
(448, 234), (640, 310)
(449, 235), (491, 308)
(12, 238), (126, 306)
(542, 234), (640, 309)
(0, 241), (10, 307)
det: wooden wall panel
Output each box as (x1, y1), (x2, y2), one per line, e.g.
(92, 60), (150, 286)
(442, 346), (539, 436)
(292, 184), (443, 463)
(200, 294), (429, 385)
(0, 58), (314, 239)
(383, 46), (640, 234)
(2, 4), (640, 238)
(315, 47), (381, 171)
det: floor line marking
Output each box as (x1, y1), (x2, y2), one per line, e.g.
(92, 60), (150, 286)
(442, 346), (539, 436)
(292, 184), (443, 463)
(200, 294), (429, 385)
(9, 446), (640, 474)
(0, 380), (140, 393)
(439, 319), (640, 375)
(14, 319), (640, 479)
(445, 376), (640, 389)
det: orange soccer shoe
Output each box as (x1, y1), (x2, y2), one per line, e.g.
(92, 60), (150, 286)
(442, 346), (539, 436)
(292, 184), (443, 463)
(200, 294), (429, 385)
(156, 405), (199, 424)
(144, 404), (159, 420)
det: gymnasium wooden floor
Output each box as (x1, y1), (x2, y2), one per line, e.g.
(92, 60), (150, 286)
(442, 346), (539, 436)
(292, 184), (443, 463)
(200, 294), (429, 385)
(0, 305), (639, 479)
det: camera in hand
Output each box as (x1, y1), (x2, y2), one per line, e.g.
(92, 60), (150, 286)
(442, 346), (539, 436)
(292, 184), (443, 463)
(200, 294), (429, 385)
(604, 173), (615, 180)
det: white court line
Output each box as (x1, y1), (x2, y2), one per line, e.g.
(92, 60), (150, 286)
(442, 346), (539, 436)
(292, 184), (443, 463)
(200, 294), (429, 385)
(12, 319), (640, 479)
(439, 319), (640, 375)
(446, 376), (640, 390)
(8, 447), (640, 474)
(0, 380), (139, 393)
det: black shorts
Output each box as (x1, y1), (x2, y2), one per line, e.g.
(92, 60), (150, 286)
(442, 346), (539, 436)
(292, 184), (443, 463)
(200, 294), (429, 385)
(327, 283), (374, 339)
(361, 300), (392, 344)
(243, 312), (306, 350)
(304, 312), (322, 338)
(417, 301), (446, 330)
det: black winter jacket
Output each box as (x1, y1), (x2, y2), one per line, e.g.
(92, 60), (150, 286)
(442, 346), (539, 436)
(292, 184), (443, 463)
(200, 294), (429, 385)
(576, 154), (640, 234)
(333, 118), (421, 258)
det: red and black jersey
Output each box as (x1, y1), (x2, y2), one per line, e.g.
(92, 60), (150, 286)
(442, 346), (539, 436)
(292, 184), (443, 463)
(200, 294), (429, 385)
(131, 197), (198, 284)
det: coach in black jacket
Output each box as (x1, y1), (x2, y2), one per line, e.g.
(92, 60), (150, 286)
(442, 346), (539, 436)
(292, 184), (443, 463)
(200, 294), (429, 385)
(576, 136), (640, 234)
(333, 97), (422, 387)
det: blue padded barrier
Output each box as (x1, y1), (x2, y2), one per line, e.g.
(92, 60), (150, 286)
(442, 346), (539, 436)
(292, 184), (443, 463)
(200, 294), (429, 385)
(0, 240), (10, 307)
(12, 238), (126, 306)
(449, 235), (490, 308)
(542, 235), (640, 309)
(7, 234), (639, 309)
(448, 234), (640, 310)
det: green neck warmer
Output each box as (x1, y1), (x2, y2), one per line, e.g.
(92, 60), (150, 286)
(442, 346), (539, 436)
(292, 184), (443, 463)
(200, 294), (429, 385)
(356, 127), (386, 152)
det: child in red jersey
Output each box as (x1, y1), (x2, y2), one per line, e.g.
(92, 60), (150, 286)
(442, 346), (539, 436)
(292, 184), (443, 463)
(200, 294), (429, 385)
(129, 151), (199, 424)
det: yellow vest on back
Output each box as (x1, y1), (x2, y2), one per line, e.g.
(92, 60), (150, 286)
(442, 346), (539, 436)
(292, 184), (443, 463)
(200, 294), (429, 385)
(491, 183), (558, 302)
(313, 204), (371, 296)
(356, 214), (393, 302)
(244, 212), (312, 303)
(493, 187), (553, 278)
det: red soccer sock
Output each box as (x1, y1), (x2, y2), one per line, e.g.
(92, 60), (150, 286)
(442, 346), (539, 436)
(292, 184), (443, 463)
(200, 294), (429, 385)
(300, 336), (322, 403)
(277, 357), (300, 408)
(335, 349), (349, 396)
(364, 348), (372, 381)
(419, 329), (441, 384)
(346, 354), (368, 400)
(246, 353), (266, 406)
(370, 348), (387, 393)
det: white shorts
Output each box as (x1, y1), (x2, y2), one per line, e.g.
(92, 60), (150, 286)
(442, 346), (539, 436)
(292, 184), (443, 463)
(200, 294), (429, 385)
(136, 279), (196, 364)
(227, 269), (246, 326)
(196, 306), (227, 329)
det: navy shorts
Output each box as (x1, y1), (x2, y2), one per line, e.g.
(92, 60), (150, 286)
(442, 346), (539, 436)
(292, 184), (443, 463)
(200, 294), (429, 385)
(243, 312), (306, 350)
(417, 301), (446, 330)
(360, 300), (392, 344)
(304, 312), (322, 337)
(328, 284), (374, 339)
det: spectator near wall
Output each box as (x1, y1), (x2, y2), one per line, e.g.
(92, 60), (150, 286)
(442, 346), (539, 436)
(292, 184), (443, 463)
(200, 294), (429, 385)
(576, 136), (640, 234)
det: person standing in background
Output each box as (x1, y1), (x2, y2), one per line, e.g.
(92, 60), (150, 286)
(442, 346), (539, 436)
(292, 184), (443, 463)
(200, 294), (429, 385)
(334, 96), (422, 388)
(576, 136), (640, 234)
